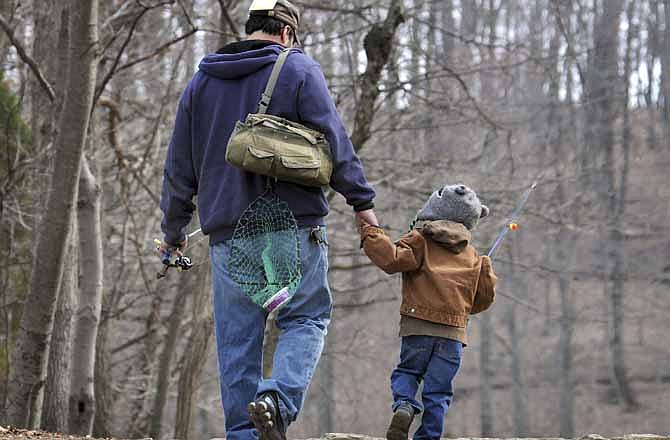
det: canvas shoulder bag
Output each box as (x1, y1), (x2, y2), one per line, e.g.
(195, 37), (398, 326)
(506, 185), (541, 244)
(225, 48), (333, 187)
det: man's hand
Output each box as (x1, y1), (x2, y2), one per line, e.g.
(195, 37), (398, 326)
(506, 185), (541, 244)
(355, 209), (379, 231)
(156, 236), (188, 261)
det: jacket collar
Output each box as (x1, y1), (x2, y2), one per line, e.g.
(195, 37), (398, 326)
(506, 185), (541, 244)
(216, 39), (280, 54)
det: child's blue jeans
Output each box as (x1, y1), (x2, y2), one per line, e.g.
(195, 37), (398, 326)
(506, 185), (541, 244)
(391, 335), (463, 440)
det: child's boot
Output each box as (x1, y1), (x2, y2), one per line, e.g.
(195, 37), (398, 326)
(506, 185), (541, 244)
(386, 402), (415, 440)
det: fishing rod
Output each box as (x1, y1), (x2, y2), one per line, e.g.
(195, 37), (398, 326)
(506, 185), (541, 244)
(487, 175), (542, 260)
(153, 228), (203, 279)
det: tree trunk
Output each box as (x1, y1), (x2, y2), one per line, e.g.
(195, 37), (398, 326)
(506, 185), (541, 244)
(605, 0), (637, 411)
(506, 243), (527, 436)
(0, 0), (12, 53)
(316, 321), (334, 434)
(584, 0), (624, 185)
(408, 0), (423, 107)
(440, 0), (454, 58)
(216, 0), (240, 49)
(662, 0), (670, 145)
(128, 296), (162, 438)
(557, 57), (576, 440)
(557, 84), (575, 439)
(32, 5), (70, 427)
(69, 155), (104, 435)
(644, 0), (659, 150)
(4, 0), (98, 426)
(175, 267), (213, 440)
(150, 284), (188, 439)
(92, 304), (112, 438)
(41, 224), (77, 432)
(579, 0), (633, 411)
(547, 10), (577, 434)
(480, 2), (496, 434)
(479, 312), (494, 436)
(351, 0), (405, 150)
(30, 0), (63, 155)
(558, 229), (574, 437)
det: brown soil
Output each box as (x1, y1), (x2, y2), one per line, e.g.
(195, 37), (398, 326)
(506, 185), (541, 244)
(0, 426), (120, 440)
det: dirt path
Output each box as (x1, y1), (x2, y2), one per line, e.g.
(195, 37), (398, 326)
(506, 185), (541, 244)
(0, 426), (119, 440)
(2, 427), (668, 440)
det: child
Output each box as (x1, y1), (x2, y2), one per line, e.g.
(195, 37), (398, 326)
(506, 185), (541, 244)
(360, 184), (497, 440)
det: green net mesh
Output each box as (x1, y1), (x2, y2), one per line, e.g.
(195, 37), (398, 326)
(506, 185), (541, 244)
(229, 188), (302, 312)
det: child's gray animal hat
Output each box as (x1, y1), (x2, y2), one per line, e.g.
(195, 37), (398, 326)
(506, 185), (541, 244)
(416, 184), (489, 230)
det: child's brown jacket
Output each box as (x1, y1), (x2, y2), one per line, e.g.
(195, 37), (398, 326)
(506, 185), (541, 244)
(361, 220), (497, 329)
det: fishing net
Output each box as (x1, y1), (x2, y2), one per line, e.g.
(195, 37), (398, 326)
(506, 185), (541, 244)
(229, 187), (302, 312)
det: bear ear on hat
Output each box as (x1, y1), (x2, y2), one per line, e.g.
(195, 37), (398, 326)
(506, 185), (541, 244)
(480, 205), (490, 218)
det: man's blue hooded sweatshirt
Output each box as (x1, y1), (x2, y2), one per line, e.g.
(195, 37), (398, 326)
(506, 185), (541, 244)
(160, 41), (376, 245)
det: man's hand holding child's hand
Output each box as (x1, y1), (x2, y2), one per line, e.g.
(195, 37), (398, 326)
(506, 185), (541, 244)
(355, 209), (379, 231)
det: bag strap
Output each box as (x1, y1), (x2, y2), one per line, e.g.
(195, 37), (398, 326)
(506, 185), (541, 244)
(257, 48), (292, 114)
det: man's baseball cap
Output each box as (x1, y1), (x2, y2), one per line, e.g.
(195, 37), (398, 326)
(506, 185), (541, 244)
(249, 0), (301, 45)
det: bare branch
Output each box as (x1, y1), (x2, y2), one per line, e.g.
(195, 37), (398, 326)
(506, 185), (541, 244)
(216, 0), (242, 40)
(115, 28), (199, 75)
(351, 0), (405, 149)
(549, 0), (586, 87)
(0, 14), (56, 102)
(94, 6), (152, 105)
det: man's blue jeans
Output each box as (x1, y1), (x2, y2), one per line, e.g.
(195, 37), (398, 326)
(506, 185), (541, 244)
(210, 227), (332, 440)
(391, 335), (463, 440)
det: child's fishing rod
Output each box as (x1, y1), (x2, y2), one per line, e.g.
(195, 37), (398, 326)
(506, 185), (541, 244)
(487, 175), (542, 260)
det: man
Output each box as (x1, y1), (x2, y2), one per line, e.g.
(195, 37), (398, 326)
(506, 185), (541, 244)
(158, 0), (378, 438)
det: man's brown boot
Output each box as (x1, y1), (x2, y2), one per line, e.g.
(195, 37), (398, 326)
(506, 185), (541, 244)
(248, 392), (287, 440)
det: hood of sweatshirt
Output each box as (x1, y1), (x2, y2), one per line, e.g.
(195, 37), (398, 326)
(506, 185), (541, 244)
(198, 40), (290, 80)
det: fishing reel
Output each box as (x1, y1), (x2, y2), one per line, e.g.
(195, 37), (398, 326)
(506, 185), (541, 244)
(154, 239), (194, 279)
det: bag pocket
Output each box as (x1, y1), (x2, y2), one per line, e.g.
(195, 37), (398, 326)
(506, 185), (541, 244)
(242, 145), (275, 176)
(278, 151), (321, 184)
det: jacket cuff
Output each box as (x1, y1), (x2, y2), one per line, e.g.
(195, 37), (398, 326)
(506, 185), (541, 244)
(359, 224), (383, 248)
(353, 200), (375, 212)
(165, 231), (186, 247)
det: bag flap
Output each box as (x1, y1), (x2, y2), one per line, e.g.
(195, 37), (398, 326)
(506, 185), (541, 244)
(280, 156), (320, 169)
(247, 146), (275, 159)
(247, 114), (322, 145)
(260, 120), (318, 145)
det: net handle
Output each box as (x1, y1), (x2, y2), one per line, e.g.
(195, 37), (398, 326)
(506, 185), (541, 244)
(264, 176), (278, 194)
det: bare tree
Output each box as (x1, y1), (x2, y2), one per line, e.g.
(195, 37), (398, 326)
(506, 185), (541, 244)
(351, 0), (405, 149)
(41, 224), (77, 433)
(175, 266), (213, 440)
(150, 278), (188, 439)
(586, 0), (637, 410)
(69, 155), (104, 435)
(0, 0), (15, 62)
(557, 57), (576, 440)
(662, 0), (670, 143)
(4, 0), (99, 427)
(18, 0), (68, 427)
(216, 0), (242, 48)
(479, 311), (494, 436)
(604, 0), (638, 411)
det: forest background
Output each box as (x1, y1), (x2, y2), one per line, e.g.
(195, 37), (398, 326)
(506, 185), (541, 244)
(0, 0), (669, 439)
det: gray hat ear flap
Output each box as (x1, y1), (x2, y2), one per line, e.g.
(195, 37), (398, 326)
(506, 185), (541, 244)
(480, 205), (490, 218)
